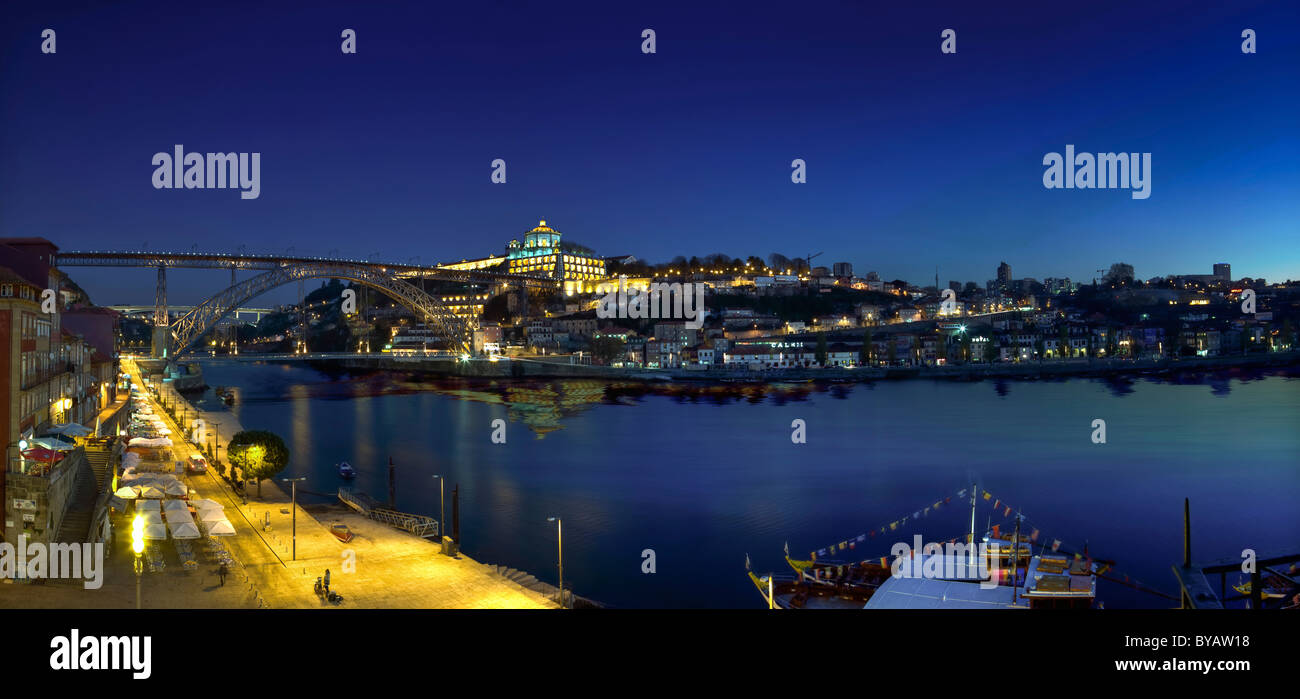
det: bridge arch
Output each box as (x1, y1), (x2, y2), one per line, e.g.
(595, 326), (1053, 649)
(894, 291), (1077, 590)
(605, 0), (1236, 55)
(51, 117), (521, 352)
(170, 262), (474, 356)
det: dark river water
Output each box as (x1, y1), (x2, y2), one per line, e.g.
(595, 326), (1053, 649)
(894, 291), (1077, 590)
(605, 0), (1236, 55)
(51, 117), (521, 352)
(191, 361), (1300, 608)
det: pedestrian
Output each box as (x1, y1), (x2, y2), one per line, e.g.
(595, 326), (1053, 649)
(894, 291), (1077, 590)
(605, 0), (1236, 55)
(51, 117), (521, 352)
(218, 562), (228, 586)
(323, 568), (331, 593)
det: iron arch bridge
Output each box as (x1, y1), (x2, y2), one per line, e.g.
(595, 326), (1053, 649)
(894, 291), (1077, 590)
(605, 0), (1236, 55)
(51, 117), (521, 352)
(170, 261), (475, 357)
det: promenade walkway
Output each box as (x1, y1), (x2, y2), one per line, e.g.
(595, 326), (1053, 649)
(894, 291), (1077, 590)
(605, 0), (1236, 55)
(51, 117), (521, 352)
(121, 357), (556, 609)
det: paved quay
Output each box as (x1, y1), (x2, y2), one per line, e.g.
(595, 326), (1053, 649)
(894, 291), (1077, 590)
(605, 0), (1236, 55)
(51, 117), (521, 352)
(115, 357), (558, 609)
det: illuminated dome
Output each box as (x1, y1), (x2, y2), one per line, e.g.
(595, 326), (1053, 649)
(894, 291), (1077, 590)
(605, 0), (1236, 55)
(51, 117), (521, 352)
(522, 219), (561, 250)
(529, 219), (557, 235)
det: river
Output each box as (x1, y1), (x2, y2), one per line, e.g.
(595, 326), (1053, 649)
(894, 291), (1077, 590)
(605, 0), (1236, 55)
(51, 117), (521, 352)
(190, 360), (1300, 608)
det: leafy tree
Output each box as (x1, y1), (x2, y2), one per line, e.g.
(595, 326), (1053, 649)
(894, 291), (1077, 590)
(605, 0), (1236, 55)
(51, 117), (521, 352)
(1102, 263), (1135, 287)
(1058, 325), (1070, 359)
(1034, 336), (1045, 361)
(589, 336), (626, 365)
(815, 332), (828, 366)
(983, 338), (997, 363)
(227, 430), (290, 498)
(860, 329), (873, 366)
(887, 339), (898, 366)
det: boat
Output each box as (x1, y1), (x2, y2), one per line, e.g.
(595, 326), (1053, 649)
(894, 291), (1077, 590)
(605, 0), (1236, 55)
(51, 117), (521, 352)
(750, 487), (1102, 609)
(214, 386), (235, 405)
(747, 555), (892, 608)
(330, 523), (354, 543)
(337, 462), (356, 479)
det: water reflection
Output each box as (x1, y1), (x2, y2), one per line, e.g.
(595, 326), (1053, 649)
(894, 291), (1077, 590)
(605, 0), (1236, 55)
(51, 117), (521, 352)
(191, 364), (1298, 438)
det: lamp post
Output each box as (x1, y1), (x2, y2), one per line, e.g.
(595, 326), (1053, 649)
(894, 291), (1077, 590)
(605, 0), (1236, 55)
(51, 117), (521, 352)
(432, 474), (444, 544)
(211, 421), (221, 474)
(131, 514), (145, 610)
(547, 516), (563, 608)
(281, 477), (306, 560)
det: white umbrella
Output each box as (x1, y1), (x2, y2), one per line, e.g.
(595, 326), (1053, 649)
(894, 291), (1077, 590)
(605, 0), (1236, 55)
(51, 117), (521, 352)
(143, 522), (168, 540)
(48, 423), (92, 437)
(135, 500), (161, 513)
(168, 521), (201, 539)
(138, 485), (165, 499)
(203, 519), (236, 537)
(162, 499), (190, 513)
(164, 481), (188, 496)
(190, 498), (223, 510)
(113, 486), (140, 500)
(30, 436), (76, 451)
(197, 508), (227, 523)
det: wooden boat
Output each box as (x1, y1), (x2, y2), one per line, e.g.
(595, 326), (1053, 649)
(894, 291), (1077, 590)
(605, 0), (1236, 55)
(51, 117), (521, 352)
(337, 462), (356, 479)
(746, 554), (891, 608)
(330, 523), (354, 543)
(1233, 573), (1293, 600)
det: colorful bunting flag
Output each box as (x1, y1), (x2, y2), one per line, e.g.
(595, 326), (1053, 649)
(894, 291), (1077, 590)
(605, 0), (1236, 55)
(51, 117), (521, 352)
(1051, 539), (1061, 552)
(983, 491), (992, 501)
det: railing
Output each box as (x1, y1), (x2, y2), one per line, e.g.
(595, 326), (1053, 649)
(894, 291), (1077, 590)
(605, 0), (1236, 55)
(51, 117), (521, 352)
(338, 488), (439, 538)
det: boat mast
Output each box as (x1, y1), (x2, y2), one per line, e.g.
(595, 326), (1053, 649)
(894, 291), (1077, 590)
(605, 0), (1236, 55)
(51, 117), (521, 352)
(968, 482), (977, 545)
(1012, 514), (1021, 605)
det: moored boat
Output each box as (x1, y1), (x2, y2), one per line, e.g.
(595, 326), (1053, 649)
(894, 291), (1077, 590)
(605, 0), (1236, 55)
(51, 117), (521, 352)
(338, 462), (356, 479)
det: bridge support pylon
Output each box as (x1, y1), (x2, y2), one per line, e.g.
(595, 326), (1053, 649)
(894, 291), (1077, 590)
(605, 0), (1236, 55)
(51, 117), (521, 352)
(152, 265), (170, 357)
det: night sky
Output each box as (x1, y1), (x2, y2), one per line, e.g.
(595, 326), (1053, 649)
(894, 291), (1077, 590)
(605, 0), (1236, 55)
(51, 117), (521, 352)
(1, 0), (1296, 306)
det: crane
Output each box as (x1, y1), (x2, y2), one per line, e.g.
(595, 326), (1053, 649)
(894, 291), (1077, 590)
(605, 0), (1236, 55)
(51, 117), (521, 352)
(804, 252), (823, 274)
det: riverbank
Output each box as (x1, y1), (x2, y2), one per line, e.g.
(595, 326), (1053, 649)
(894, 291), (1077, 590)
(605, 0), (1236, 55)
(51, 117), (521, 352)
(121, 357), (561, 609)
(292, 349), (1300, 383)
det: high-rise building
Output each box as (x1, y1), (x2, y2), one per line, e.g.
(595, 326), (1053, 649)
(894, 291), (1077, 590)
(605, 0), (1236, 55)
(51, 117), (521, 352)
(1214, 263), (1231, 281)
(832, 262), (852, 277)
(996, 262), (1012, 292)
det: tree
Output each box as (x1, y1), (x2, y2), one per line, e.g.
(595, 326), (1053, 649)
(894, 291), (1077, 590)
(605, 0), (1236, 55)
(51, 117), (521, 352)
(1034, 336), (1045, 361)
(227, 430), (290, 498)
(860, 329), (873, 366)
(887, 339), (898, 366)
(1058, 325), (1070, 359)
(1102, 263), (1135, 287)
(983, 338), (997, 363)
(815, 332), (828, 367)
(590, 336), (626, 365)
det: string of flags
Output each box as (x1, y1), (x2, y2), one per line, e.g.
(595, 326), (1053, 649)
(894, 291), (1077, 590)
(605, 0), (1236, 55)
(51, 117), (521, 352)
(808, 487), (1070, 561)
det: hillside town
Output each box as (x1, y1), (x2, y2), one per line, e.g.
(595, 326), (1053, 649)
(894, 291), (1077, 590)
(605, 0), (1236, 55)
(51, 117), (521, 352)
(170, 221), (1296, 373)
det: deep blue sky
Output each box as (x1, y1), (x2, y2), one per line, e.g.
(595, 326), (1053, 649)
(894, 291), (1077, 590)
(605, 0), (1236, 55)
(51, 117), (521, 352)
(2, 0), (1296, 306)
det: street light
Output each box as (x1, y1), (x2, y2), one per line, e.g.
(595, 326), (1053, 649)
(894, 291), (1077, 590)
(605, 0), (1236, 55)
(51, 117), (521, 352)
(547, 516), (563, 608)
(281, 477), (306, 560)
(131, 514), (145, 610)
(432, 474), (445, 547)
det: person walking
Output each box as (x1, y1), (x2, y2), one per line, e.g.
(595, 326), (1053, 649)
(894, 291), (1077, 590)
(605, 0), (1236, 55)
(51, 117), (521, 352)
(218, 561), (228, 586)
(323, 568), (331, 594)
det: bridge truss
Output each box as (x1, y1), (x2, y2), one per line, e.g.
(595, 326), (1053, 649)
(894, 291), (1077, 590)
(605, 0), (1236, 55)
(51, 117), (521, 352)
(169, 261), (478, 356)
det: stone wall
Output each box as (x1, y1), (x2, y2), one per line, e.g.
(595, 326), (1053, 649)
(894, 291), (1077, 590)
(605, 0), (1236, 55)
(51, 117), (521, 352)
(3, 449), (84, 545)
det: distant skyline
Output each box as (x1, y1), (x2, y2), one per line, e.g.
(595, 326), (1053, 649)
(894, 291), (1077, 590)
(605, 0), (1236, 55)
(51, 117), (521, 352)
(2, 0), (1296, 306)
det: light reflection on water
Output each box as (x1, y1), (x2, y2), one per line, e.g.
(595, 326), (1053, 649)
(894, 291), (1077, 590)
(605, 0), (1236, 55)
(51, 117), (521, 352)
(195, 362), (1300, 608)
